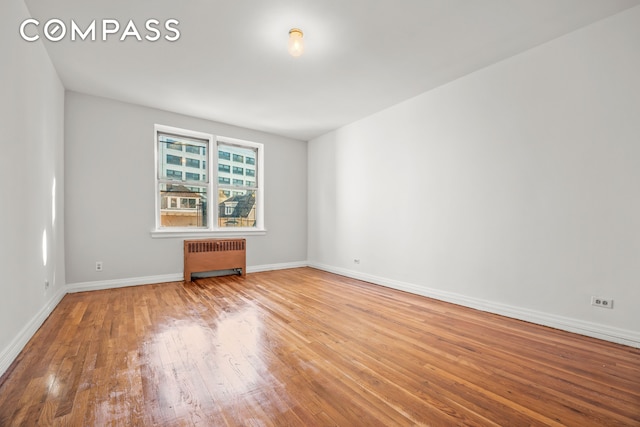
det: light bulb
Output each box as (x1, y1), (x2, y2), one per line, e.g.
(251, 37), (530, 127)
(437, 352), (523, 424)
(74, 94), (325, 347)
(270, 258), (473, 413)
(288, 28), (304, 57)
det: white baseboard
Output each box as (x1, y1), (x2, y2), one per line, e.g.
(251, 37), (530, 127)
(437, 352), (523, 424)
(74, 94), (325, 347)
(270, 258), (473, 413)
(248, 260), (308, 273)
(67, 273), (184, 293)
(309, 262), (640, 349)
(66, 261), (310, 293)
(0, 286), (67, 378)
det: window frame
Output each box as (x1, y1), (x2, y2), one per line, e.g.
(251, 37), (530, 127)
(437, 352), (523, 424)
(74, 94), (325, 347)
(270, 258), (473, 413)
(152, 124), (265, 238)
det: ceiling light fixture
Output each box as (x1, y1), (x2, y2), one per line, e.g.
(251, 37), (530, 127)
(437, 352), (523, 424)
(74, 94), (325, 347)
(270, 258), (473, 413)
(288, 28), (304, 57)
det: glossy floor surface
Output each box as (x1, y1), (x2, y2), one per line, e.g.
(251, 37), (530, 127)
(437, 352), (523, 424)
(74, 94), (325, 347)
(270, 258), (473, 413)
(1, 268), (639, 426)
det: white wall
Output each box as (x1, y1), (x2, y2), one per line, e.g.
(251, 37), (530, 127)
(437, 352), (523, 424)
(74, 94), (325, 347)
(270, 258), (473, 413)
(64, 92), (307, 285)
(0, 0), (66, 373)
(308, 7), (640, 346)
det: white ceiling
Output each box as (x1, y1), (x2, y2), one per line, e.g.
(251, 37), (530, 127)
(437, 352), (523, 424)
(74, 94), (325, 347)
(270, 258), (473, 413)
(23, 0), (640, 141)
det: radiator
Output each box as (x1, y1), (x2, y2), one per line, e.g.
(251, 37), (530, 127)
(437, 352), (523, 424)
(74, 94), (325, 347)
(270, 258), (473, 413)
(183, 238), (246, 282)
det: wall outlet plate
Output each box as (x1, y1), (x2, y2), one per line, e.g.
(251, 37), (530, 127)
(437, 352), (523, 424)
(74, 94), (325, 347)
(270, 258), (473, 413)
(591, 296), (613, 309)
(96, 261), (103, 272)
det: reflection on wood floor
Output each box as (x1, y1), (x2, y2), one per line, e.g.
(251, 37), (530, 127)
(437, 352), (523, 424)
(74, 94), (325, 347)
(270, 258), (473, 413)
(1, 267), (639, 426)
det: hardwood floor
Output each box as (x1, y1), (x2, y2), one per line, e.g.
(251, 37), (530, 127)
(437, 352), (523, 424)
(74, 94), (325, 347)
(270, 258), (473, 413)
(1, 267), (639, 426)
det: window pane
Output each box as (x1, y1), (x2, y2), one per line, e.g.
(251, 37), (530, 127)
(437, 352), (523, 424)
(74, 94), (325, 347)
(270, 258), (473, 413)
(185, 158), (200, 168)
(166, 154), (182, 165)
(218, 189), (256, 228)
(159, 183), (207, 227)
(166, 169), (182, 180)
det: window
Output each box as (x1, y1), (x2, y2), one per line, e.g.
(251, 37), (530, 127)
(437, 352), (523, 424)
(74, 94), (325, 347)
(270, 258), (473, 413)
(224, 203), (237, 215)
(166, 169), (182, 179)
(186, 145), (201, 154)
(166, 154), (182, 165)
(154, 125), (264, 236)
(180, 198), (198, 209)
(185, 158), (200, 168)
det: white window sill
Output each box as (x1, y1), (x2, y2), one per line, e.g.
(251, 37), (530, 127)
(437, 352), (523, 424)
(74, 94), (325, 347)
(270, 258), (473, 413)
(151, 228), (267, 239)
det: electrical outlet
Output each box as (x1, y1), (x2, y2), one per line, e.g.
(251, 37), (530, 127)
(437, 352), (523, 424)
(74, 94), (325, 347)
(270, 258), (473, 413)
(354, 259), (360, 264)
(44, 280), (49, 290)
(591, 296), (613, 309)
(96, 261), (103, 272)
